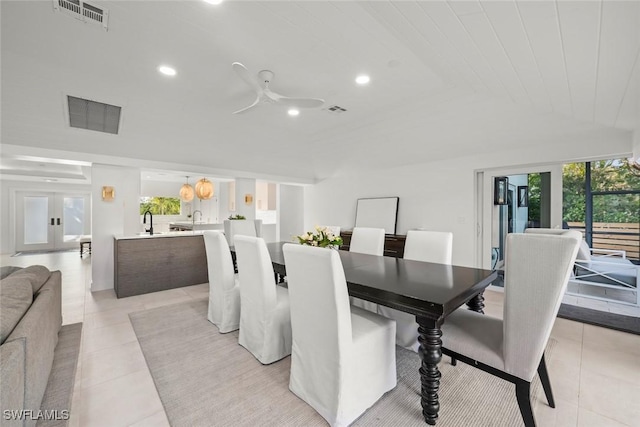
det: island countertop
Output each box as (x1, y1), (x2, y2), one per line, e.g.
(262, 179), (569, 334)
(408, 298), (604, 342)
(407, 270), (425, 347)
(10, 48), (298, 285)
(114, 230), (208, 241)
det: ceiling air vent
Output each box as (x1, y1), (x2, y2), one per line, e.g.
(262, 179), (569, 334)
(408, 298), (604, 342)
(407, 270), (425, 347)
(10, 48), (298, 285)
(325, 105), (348, 114)
(67, 96), (121, 135)
(53, 0), (109, 30)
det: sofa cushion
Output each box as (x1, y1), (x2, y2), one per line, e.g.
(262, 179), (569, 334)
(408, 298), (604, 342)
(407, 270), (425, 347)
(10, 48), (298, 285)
(7, 265), (51, 294)
(0, 266), (23, 280)
(0, 276), (33, 344)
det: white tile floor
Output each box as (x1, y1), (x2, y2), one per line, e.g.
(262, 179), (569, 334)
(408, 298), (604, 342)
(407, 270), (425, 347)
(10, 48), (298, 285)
(2, 251), (640, 427)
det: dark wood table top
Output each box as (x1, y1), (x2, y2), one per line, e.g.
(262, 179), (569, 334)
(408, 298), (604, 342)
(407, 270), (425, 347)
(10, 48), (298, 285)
(252, 242), (497, 321)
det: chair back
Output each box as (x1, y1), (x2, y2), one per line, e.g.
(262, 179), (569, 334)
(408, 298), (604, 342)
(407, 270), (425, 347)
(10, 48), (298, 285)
(349, 227), (385, 256)
(234, 236), (277, 342)
(224, 219), (259, 246)
(404, 230), (453, 263)
(203, 231), (235, 320)
(525, 228), (590, 261)
(283, 244), (353, 399)
(503, 233), (579, 380)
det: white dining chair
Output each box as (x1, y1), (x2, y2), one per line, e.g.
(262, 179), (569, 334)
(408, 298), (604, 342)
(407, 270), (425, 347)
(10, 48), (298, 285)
(349, 227), (385, 256)
(202, 231), (241, 333)
(234, 235), (292, 364)
(223, 219), (262, 246)
(349, 227), (385, 313)
(283, 243), (397, 427)
(441, 233), (580, 427)
(378, 230), (453, 352)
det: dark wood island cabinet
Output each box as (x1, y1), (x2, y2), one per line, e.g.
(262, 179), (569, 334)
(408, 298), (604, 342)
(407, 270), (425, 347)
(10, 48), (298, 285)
(114, 233), (208, 298)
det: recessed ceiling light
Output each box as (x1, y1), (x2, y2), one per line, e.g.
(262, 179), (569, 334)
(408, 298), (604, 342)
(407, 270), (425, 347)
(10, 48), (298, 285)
(158, 65), (177, 76)
(288, 109), (300, 116)
(355, 75), (370, 85)
(203, 0), (223, 5)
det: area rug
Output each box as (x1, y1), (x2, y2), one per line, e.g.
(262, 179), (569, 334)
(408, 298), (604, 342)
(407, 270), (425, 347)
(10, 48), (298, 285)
(38, 322), (83, 427)
(558, 303), (640, 335)
(130, 299), (551, 427)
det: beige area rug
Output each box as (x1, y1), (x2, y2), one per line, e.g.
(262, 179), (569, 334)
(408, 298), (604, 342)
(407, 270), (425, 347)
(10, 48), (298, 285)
(130, 299), (552, 427)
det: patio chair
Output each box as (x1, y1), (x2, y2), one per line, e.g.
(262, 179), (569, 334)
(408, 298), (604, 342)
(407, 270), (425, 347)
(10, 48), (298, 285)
(525, 228), (639, 307)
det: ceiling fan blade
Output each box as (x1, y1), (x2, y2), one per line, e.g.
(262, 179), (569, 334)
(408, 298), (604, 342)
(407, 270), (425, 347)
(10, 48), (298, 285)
(232, 96), (261, 114)
(232, 62), (262, 93)
(276, 97), (325, 109)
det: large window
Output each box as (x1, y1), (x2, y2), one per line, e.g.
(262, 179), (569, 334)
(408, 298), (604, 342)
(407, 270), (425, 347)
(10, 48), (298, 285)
(139, 197), (181, 215)
(563, 159), (640, 261)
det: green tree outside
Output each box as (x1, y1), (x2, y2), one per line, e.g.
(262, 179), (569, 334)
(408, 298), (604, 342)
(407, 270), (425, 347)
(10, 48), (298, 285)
(562, 159), (640, 224)
(140, 197), (181, 215)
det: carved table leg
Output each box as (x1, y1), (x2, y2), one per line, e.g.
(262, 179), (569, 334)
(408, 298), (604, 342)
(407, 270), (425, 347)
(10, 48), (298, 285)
(417, 316), (442, 425)
(466, 291), (485, 314)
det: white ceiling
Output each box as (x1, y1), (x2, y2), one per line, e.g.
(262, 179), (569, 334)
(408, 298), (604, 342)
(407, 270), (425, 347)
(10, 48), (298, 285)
(1, 0), (638, 183)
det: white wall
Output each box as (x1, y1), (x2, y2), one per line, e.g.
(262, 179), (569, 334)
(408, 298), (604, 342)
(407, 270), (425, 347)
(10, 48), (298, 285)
(91, 164), (140, 291)
(304, 136), (632, 268)
(278, 184), (304, 242)
(234, 178), (256, 220)
(0, 179), (91, 254)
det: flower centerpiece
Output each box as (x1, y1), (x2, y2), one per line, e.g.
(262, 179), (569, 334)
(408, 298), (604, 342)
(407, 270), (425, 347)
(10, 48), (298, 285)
(296, 226), (343, 248)
(228, 214), (246, 220)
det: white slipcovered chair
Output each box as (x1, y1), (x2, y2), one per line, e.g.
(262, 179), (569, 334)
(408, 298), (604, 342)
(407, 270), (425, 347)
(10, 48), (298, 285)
(349, 227), (385, 256)
(202, 231), (240, 333)
(349, 227), (385, 313)
(283, 243), (397, 427)
(441, 233), (580, 427)
(223, 219), (262, 246)
(234, 235), (292, 364)
(378, 230), (453, 352)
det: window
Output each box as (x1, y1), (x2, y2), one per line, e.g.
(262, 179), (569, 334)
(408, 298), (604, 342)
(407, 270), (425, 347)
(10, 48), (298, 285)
(140, 197), (181, 215)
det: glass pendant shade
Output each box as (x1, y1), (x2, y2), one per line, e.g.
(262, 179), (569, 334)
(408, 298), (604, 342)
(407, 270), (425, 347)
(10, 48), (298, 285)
(195, 178), (214, 200)
(179, 183), (194, 202)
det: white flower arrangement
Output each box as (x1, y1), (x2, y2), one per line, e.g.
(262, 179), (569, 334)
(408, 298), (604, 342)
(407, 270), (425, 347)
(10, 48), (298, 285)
(296, 226), (343, 248)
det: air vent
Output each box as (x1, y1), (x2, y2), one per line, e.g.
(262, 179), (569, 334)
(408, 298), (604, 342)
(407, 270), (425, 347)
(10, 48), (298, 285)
(67, 96), (121, 135)
(325, 105), (348, 114)
(53, 0), (109, 30)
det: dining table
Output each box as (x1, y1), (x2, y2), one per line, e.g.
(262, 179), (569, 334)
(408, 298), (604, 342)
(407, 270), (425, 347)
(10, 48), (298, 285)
(232, 241), (498, 425)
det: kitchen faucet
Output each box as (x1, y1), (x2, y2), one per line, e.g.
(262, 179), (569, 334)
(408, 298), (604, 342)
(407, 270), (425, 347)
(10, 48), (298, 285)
(143, 210), (154, 235)
(192, 210), (203, 226)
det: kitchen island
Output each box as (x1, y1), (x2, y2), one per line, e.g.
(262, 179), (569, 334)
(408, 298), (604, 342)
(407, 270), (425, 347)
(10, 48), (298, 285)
(114, 231), (209, 298)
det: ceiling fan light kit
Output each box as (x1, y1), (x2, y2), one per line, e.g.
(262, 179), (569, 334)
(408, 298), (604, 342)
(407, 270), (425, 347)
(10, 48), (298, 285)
(231, 62), (324, 114)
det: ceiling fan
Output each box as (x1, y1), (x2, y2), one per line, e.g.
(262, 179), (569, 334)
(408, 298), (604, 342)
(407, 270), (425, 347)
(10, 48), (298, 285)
(231, 62), (325, 114)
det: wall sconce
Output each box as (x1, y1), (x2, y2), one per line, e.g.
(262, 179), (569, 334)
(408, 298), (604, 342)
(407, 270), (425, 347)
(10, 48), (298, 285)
(179, 176), (194, 202)
(195, 178), (214, 200)
(494, 177), (508, 205)
(102, 186), (115, 201)
(244, 194), (253, 205)
(517, 186), (528, 207)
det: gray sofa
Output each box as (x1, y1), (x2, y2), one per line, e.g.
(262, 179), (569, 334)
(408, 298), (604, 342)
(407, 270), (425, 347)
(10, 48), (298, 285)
(0, 266), (62, 427)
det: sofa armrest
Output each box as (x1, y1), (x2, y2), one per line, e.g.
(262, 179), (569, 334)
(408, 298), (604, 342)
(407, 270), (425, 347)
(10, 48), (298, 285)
(4, 271), (62, 427)
(0, 339), (26, 427)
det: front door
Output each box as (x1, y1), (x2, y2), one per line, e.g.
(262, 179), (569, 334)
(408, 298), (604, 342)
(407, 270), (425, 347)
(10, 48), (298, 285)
(15, 192), (90, 252)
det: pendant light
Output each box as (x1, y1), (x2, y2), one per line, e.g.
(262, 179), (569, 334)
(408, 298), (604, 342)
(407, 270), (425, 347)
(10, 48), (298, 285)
(195, 177), (214, 200)
(179, 176), (194, 202)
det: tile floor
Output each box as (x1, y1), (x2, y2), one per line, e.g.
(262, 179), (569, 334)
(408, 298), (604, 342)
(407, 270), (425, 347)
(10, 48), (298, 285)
(2, 251), (640, 427)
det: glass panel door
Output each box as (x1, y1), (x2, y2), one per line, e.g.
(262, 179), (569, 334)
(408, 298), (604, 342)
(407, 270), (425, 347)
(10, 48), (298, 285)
(16, 193), (54, 251)
(15, 192), (90, 252)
